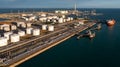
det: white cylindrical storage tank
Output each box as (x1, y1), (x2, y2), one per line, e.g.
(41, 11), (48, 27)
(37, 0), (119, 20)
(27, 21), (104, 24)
(26, 28), (33, 34)
(24, 18), (28, 21)
(48, 25), (54, 31)
(53, 20), (57, 23)
(39, 17), (47, 22)
(55, 10), (59, 13)
(10, 34), (20, 42)
(62, 15), (66, 18)
(70, 17), (73, 20)
(26, 23), (32, 28)
(67, 17), (71, 21)
(17, 22), (26, 28)
(18, 31), (25, 36)
(11, 25), (17, 30)
(17, 22), (24, 27)
(63, 19), (66, 22)
(0, 37), (8, 47)
(41, 14), (46, 17)
(20, 23), (26, 28)
(0, 24), (10, 30)
(3, 26), (10, 31)
(65, 11), (68, 13)
(47, 19), (50, 22)
(32, 29), (40, 36)
(4, 32), (13, 40)
(42, 25), (47, 30)
(58, 18), (64, 23)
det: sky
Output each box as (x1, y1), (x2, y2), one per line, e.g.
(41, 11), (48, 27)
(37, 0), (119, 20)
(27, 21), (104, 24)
(0, 0), (120, 8)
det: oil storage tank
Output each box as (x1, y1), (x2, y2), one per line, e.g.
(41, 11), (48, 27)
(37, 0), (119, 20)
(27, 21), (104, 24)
(26, 28), (33, 34)
(32, 29), (40, 36)
(58, 18), (64, 23)
(11, 25), (17, 30)
(18, 31), (25, 36)
(26, 23), (32, 28)
(10, 34), (20, 42)
(3, 26), (10, 31)
(42, 25), (47, 30)
(0, 37), (8, 47)
(4, 32), (13, 40)
(20, 23), (26, 28)
(48, 25), (54, 31)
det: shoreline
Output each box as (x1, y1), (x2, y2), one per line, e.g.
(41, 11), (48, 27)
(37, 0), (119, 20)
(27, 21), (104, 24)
(9, 33), (75, 67)
(8, 22), (96, 67)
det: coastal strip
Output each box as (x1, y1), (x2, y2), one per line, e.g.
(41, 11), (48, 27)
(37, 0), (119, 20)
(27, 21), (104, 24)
(9, 32), (75, 67)
(9, 22), (96, 67)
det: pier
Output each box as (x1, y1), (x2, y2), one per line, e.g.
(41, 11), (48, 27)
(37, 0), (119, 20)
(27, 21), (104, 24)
(0, 22), (96, 67)
(76, 23), (101, 39)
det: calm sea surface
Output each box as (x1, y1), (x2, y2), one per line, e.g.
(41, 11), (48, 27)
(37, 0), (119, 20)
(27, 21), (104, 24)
(1, 8), (120, 67)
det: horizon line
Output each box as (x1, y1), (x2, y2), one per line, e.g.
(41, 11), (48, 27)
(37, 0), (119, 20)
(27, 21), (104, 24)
(0, 7), (120, 9)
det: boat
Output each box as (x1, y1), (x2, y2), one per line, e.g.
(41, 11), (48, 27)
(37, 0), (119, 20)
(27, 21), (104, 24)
(97, 23), (101, 30)
(107, 19), (115, 26)
(87, 30), (95, 38)
(89, 32), (95, 39)
(86, 30), (95, 38)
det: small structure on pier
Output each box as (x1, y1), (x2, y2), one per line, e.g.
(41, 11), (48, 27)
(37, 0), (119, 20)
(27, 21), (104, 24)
(77, 30), (96, 39)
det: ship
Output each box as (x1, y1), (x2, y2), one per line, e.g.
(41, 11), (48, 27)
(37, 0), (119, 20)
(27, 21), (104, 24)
(89, 31), (95, 39)
(88, 30), (95, 39)
(96, 23), (102, 30)
(107, 19), (115, 26)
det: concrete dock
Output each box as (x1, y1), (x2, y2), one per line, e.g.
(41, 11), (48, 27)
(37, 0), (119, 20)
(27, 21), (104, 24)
(0, 20), (96, 67)
(12, 22), (96, 67)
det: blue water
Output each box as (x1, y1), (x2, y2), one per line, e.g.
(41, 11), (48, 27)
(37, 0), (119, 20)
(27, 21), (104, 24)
(1, 8), (119, 67)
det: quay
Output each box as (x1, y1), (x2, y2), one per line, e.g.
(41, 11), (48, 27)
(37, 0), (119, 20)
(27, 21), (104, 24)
(11, 22), (96, 67)
(0, 22), (96, 67)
